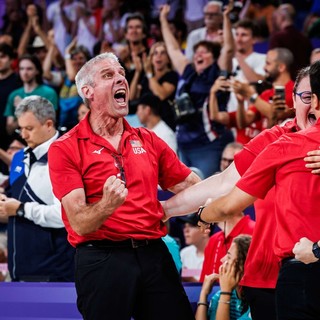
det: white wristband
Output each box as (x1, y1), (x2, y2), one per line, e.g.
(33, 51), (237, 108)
(146, 72), (153, 79)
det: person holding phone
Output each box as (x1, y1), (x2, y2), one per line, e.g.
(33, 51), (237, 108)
(231, 48), (295, 131)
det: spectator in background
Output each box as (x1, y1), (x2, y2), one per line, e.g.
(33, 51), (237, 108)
(118, 12), (149, 114)
(43, 37), (91, 130)
(130, 41), (178, 130)
(72, 0), (102, 56)
(4, 54), (58, 137)
(160, 3), (234, 178)
(0, 138), (26, 174)
(136, 93), (177, 153)
(162, 220), (182, 274)
(209, 75), (262, 145)
(269, 3), (313, 78)
(46, 0), (84, 56)
(100, 0), (125, 50)
(232, 47), (295, 131)
(178, 213), (210, 282)
(241, 0), (277, 35)
(77, 103), (90, 122)
(1, 1), (26, 48)
(227, 19), (266, 113)
(310, 47), (320, 64)
(168, 19), (188, 53)
(184, 0), (208, 33)
(0, 95), (75, 282)
(199, 142), (254, 283)
(0, 43), (22, 174)
(185, 1), (223, 61)
(220, 142), (243, 172)
(17, 4), (49, 62)
(196, 235), (252, 320)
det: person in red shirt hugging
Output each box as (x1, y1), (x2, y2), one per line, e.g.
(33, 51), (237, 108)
(162, 65), (320, 319)
(48, 52), (201, 320)
(197, 60), (320, 320)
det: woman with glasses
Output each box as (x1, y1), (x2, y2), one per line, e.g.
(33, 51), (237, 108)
(163, 64), (320, 320)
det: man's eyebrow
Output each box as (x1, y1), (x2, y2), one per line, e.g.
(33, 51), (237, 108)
(100, 68), (112, 74)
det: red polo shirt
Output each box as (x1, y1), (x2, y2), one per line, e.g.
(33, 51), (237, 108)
(228, 111), (261, 145)
(248, 80), (294, 131)
(48, 113), (191, 247)
(237, 118), (320, 261)
(199, 215), (255, 282)
(235, 119), (298, 288)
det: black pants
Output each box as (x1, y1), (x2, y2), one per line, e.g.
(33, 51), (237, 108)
(276, 258), (320, 320)
(243, 286), (276, 320)
(75, 239), (194, 320)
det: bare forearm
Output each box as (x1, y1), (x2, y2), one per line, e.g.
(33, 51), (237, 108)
(201, 186), (256, 223)
(209, 91), (229, 124)
(218, 9), (234, 72)
(236, 100), (246, 129)
(254, 97), (272, 118)
(164, 163), (240, 218)
(0, 149), (12, 166)
(160, 8), (188, 75)
(148, 79), (175, 100)
(237, 60), (264, 82)
(63, 198), (113, 236)
(168, 172), (201, 195)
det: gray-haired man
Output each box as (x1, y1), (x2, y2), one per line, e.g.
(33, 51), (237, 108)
(0, 95), (75, 282)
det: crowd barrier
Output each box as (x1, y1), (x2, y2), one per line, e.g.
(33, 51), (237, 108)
(0, 281), (219, 319)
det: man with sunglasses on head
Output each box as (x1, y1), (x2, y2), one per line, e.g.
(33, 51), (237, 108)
(48, 52), (201, 320)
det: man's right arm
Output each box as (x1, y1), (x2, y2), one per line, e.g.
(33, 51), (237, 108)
(162, 162), (241, 218)
(61, 176), (128, 236)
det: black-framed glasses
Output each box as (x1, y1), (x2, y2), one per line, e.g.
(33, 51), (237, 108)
(112, 154), (126, 186)
(294, 91), (312, 104)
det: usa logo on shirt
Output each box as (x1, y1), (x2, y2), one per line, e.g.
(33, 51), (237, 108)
(130, 140), (146, 154)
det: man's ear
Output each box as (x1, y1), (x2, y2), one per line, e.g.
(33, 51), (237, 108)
(81, 85), (93, 100)
(45, 119), (54, 130)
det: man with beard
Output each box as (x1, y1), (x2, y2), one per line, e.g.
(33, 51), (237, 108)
(233, 47), (295, 131)
(4, 54), (58, 136)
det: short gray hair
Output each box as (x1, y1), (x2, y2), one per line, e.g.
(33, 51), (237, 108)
(15, 95), (56, 125)
(205, 1), (223, 12)
(75, 52), (119, 105)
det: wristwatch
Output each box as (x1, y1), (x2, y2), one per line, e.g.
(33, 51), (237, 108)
(16, 203), (25, 217)
(249, 93), (258, 104)
(312, 241), (320, 259)
(197, 206), (210, 225)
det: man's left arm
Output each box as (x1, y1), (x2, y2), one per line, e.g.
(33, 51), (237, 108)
(167, 171), (201, 194)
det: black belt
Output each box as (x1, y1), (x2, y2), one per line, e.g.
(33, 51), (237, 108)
(77, 238), (162, 249)
(281, 257), (300, 266)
